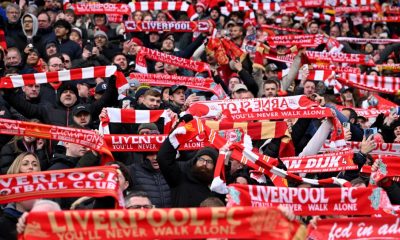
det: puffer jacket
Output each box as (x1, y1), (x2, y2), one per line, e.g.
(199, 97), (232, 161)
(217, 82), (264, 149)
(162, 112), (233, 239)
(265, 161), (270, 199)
(130, 158), (172, 208)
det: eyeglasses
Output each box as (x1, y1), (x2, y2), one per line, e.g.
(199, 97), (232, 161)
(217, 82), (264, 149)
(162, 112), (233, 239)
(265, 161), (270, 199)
(50, 64), (64, 68)
(197, 157), (214, 165)
(127, 204), (155, 209)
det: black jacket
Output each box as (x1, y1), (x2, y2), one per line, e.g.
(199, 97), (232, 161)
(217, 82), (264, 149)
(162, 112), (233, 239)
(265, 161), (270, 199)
(157, 138), (215, 207)
(130, 158), (172, 208)
(3, 77), (117, 127)
(0, 205), (23, 240)
(47, 153), (80, 170)
(0, 139), (50, 174)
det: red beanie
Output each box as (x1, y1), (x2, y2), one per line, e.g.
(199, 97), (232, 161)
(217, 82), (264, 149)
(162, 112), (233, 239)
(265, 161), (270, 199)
(131, 37), (143, 47)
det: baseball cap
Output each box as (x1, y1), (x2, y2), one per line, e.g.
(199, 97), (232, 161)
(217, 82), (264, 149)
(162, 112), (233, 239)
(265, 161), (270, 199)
(95, 83), (107, 94)
(265, 63), (278, 72)
(169, 85), (187, 95)
(73, 104), (91, 116)
(232, 84), (248, 93)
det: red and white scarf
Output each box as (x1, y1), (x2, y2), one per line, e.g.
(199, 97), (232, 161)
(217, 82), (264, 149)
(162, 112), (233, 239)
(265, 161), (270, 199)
(322, 141), (400, 157)
(310, 64), (361, 74)
(282, 149), (357, 173)
(337, 73), (400, 95)
(128, 1), (190, 12)
(124, 20), (212, 33)
(135, 47), (210, 74)
(227, 184), (394, 216)
(0, 66), (129, 100)
(0, 166), (123, 207)
(260, 24), (304, 33)
(129, 73), (228, 99)
(100, 107), (174, 135)
(334, 5), (377, 14)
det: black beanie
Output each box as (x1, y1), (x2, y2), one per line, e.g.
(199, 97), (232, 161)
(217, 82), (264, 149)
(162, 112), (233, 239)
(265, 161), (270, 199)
(58, 82), (79, 100)
(195, 147), (219, 164)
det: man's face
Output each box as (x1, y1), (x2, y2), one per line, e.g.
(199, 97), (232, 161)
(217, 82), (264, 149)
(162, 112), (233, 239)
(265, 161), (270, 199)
(264, 83), (278, 98)
(162, 39), (174, 51)
(94, 16), (106, 26)
(94, 35), (107, 47)
(281, 16), (290, 27)
(63, 55), (71, 69)
(126, 197), (153, 209)
(143, 95), (161, 110)
(23, 16), (33, 32)
(266, 70), (278, 79)
(54, 25), (68, 38)
(48, 57), (63, 72)
(149, 33), (160, 43)
(210, 9), (219, 20)
(303, 81), (316, 97)
(23, 84), (40, 100)
(232, 90), (244, 99)
(46, 44), (57, 56)
(60, 90), (77, 107)
(309, 23), (319, 34)
(228, 78), (240, 92)
(66, 142), (88, 157)
(330, 26), (340, 37)
(6, 7), (19, 23)
(146, 153), (159, 170)
(170, 89), (185, 105)
(38, 13), (51, 29)
(192, 154), (214, 184)
(6, 50), (21, 66)
(230, 26), (242, 40)
(164, 63), (177, 73)
(73, 112), (91, 127)
(113, 55), (127, 70)
(65, 13), (74, 24)
(77, 83), (89, 98)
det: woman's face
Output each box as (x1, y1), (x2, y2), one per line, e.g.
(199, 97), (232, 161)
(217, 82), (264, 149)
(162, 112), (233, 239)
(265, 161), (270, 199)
(24, 136), (37, 143)
(394, 126), (400, 137)
(26, 52), (39, 65)
(19, 154), (40, 173)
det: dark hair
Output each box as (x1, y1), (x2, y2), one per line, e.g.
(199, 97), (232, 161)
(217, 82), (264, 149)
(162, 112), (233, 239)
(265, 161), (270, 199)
(124, 191), (150, 203)
(263, 79), (278, 88)
(343, 108), (358, 122)
(38, 11), (51, 22)
(200, 197), (225, 207)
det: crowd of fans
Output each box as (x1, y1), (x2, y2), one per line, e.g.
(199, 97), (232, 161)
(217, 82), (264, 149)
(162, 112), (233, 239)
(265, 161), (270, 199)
(0, 0), (400, 239)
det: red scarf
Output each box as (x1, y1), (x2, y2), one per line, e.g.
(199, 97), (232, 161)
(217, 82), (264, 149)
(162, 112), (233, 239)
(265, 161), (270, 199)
(322, 141), (400, 157)
(308, 216), (400, 240)
(0, 119), (114, 164)
(20, 207), (306, 240)
(265, 34), (326, 48)
(68, 2), (130, 15)
(377, 64), (400, 73)
(0, 166), (122, 207)
(336, 37), (400, 44)
(260, 24), (304, 33)
(129, 73), (228, 99)
(124, 21), (212, 32)
(135, 47), (210, 74)
(364, 16), (400, 22)
(227, 184), (394, 216)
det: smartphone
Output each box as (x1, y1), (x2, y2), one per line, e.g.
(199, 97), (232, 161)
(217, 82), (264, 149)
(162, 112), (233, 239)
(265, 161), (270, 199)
(390, 106), (400, 115)
(364, 127), (377, 139)
(343, 122), (350, 131)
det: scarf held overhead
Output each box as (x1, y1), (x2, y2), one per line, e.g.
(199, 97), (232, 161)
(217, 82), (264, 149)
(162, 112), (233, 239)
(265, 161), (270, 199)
(0, 166), (121, 206)
(0, 118), (114, 164)
(129, 73), (227, 99)
(227, 184), (394, 216)
(124, 21), (212, 32)
(20, 207), (306, 240)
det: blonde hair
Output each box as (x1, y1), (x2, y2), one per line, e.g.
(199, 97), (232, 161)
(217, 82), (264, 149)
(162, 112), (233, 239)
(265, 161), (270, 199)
(7, 152), (40, 174)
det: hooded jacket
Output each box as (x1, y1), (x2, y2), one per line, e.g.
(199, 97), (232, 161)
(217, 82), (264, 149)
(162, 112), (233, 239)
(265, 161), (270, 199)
(157, 138), (219, 207)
